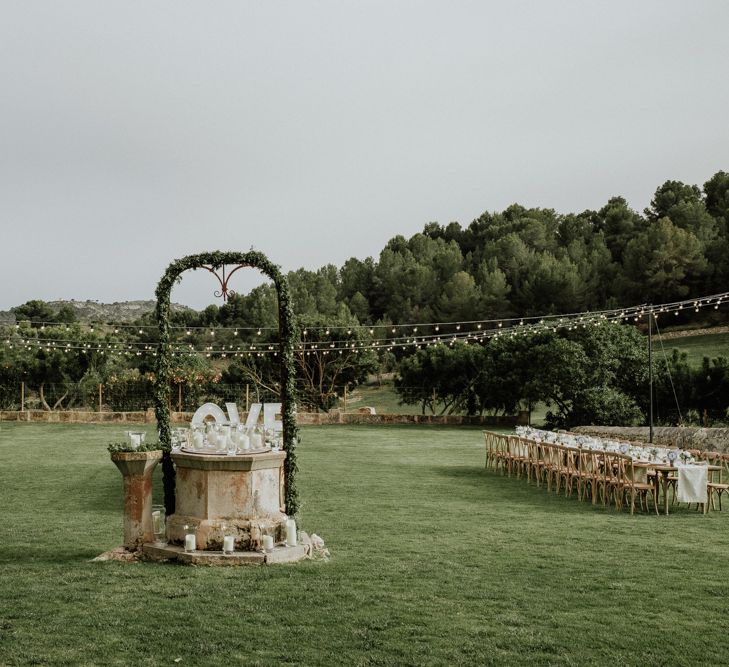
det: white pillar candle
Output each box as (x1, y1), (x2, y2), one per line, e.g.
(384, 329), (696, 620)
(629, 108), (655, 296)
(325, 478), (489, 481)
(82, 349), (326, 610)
(192, 432), (204, 449)
(184, 534), (196, 552)
(152, 511), (161, 534)
(262, 535), (274, 551)
(223, 535), (235, 554)
(285, 519), (297, 547)
(241, 434), (250, 450)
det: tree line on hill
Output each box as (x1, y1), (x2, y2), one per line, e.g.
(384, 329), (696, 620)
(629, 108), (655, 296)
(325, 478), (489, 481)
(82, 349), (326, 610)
(2, 171), (728, 425)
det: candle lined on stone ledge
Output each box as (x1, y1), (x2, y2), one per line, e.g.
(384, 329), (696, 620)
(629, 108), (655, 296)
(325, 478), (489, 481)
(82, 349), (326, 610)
(184, 525), (196, 552)
(285, 518), (297, 547)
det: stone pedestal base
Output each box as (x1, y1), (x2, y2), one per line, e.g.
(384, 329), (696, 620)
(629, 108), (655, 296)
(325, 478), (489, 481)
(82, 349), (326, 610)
(110, 450), (163, 549)
(142, 542), (308, 566)
(168, 450), (288, 551)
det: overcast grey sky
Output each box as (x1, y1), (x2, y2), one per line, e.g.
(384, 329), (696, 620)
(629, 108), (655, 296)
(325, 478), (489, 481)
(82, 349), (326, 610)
(1, 1), (727, 310)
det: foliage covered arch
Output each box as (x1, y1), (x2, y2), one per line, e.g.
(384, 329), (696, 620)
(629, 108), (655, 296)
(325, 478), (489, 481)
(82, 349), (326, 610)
(154, 250), (299, 516)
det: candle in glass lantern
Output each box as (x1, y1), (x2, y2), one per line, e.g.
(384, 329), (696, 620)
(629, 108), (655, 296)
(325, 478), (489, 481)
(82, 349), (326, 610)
(184, 525), (196, 552)
(223, 535), (235, 554)
(285, 519), (297, 547)
(262, 534), (274, 551)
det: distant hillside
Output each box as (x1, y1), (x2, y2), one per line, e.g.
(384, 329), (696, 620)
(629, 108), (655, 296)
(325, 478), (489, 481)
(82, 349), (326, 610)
(0, 299), (196, 323)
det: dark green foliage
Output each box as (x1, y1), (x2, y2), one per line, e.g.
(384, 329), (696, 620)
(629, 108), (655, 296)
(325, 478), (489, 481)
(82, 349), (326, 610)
(11, 299), (78, 326)
(295, 312), (378, 411)
(396, 343), (483, 415)
(395, 324), (650, 428)
(103, 370), (156, 411)
(107, 440), (161, 454)
(0, 321), (117, 410)
(653, 349), (729, 424)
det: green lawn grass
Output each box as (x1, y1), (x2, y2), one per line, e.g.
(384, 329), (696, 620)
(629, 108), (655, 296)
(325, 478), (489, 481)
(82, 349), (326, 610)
(346, 380), (427, 415)
(2, 423), (729, 666)
(660, 331), (729, 367)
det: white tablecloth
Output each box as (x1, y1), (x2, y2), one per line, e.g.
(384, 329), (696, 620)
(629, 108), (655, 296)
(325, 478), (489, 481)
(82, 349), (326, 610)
(676, 464), (708, 504)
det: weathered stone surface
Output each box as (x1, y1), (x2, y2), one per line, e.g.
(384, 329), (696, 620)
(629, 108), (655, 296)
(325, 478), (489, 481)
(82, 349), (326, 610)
(142, 542), (267, 565)
(92, 546), (141, 563)
(264, 544), (307, 564)
(140, 543), (177, 562)
(110, 450), (162, 549)
(168, 450), (288, 551)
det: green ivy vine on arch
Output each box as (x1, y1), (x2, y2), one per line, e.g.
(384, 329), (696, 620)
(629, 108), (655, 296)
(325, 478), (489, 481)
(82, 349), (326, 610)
(154, 250), (300, 517)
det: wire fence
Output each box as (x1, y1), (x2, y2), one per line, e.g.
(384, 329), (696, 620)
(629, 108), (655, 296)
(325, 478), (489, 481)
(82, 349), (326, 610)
(1, 380), (474, 416)
(3, 381), (725, 425)
(2, 382), (284, 413)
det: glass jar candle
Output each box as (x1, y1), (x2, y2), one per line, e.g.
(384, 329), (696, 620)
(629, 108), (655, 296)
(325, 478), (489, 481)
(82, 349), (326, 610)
(184, 525), (196, 553)
(152, 504), (166, 545)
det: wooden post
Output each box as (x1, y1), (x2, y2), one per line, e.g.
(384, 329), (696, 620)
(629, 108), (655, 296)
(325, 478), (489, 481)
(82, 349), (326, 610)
(245, 384), (250, 412)
(98, 383), (103, 413)
(648, 308), (653, 444)
(343, 386), (348, 413)
(20, 382), (24, 411)
(177, 382), (182, 412)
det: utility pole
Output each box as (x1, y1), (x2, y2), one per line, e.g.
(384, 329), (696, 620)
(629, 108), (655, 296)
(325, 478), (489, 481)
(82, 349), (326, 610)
(648, 308), (654, 444)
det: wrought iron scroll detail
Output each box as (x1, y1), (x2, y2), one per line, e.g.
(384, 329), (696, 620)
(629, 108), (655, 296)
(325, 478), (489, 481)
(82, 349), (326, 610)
(200, 264), (246, 301)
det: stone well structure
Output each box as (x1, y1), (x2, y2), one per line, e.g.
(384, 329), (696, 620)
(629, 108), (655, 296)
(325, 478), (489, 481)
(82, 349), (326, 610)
(142, 448), (307, 565)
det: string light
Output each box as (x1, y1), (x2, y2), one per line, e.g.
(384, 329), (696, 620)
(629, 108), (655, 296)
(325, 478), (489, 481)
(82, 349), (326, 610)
(3, 291), (727, 358)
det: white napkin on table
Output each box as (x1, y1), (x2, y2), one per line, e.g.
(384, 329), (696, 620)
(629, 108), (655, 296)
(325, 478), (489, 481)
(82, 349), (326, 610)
(676, 464), (708, 504)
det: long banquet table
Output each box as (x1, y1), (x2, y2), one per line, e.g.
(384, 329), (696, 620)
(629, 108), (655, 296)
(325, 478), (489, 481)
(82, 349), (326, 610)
(493, 427), (724, 515)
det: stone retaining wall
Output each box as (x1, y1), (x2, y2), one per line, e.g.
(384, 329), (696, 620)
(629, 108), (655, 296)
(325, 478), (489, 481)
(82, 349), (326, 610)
(572, 425), (729, 453)
(0, 409), (526, 428)
(0, 409), (158, 423)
